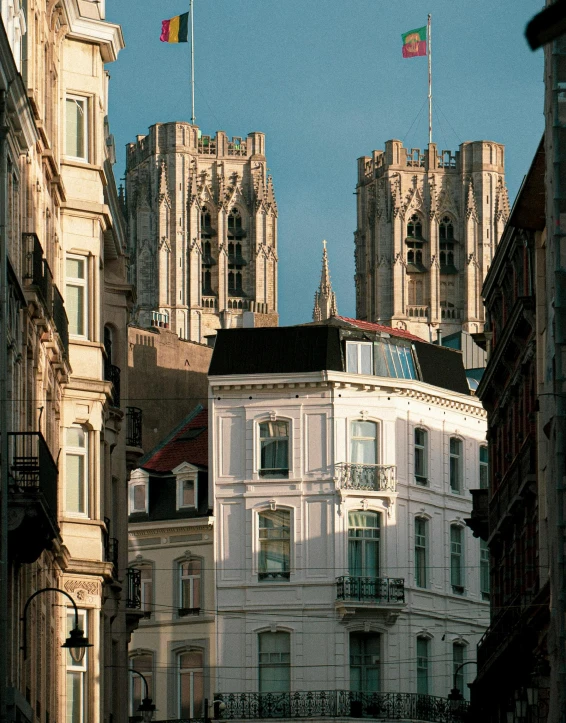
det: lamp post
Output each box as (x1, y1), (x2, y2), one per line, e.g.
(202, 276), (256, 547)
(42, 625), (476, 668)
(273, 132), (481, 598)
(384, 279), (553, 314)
(129, 669), (156, 723)
(22, 587), (92, 663)
(448, 660), (478, 703)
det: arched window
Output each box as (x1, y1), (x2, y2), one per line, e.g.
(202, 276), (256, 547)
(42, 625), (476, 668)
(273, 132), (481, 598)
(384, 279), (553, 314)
(439, 216), (454, 240)
(406, 215), (425, 270)
(414, 428), (428, 485)
(200, 207), (212, 236)
(259, 631), (290, 692)
(228, 271), (235, 293)
(416, 637), (430, 694)
(450, 438), (463, 493)
(227, 208), (242, 238)
(179, 650), (204, 718)
(450, 525), (464, 593)
(439, 216), (457, 272)
(258, 509), (291, 581)
(259, 420), (289, 478)
(130, 653), (153, 717)
(407, 214), (423, 239)
(178, 558), (202, 614)
(350, 420), (377, 464)
(452, 643), (467, 698)
(348, 510), (380, 578)
(227, 214), (246, 295)
(350, 632), (380, 692)
(139, 564), (153, 617)
(415, 518), (428, 588)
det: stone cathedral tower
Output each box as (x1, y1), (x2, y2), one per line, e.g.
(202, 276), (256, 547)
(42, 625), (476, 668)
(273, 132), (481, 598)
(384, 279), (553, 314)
(125, 123), (278, 342)
(355, 140), (509, 341)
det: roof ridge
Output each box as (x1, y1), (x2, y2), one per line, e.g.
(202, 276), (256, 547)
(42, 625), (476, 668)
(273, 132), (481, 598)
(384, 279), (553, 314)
(139, 404), (204, 469)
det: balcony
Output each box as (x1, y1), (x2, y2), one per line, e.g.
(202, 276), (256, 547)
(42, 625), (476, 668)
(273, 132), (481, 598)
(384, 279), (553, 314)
(126, 407), (143, 448)
(335, 577), (405, 621)
(7, 432), (59, 563)
(211, 691), (467, 723)
(335, 463), (396, 494)
(465, 488), (488, 540)
(104, 363), (121, 408)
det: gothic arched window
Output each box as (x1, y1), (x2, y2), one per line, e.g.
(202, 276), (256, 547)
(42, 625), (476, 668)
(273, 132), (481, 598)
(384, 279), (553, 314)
(439, 216), (457, 272)
(407, 214), (423, 239)
(406, 215), (425, 271)
(227, 208), (242, 238)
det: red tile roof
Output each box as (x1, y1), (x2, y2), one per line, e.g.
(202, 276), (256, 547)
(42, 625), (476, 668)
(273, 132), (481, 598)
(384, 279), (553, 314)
(141, 408), (208, 473)
(335, 316), (425, 343)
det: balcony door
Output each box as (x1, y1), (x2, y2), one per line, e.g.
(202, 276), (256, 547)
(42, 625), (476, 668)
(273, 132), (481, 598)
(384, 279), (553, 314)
(350, 421), (377, 464)
(348, 511), (380, 578)
(350, 632), (380, 692)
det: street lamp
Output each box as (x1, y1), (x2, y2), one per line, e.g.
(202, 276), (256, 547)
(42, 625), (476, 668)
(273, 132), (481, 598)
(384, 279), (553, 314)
(130, 669), (156, 723)
(447, 661), (477, 711)
(22, 587), (92, 662)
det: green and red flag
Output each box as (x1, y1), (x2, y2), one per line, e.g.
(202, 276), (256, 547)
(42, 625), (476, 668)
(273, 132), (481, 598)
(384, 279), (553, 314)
(160, 12), (189, 43)
(401, 26), (427, 58)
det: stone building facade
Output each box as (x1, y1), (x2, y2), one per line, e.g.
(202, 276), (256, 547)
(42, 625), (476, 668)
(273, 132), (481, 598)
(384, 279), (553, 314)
(355, 140), (509, 341)
(0, 3), (138, 723)
(125, 124), (279, 343)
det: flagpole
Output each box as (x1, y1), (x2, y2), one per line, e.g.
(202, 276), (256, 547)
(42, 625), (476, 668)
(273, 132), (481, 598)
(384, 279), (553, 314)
(190, 0), (196, 124)
(428, 13), (432, 145)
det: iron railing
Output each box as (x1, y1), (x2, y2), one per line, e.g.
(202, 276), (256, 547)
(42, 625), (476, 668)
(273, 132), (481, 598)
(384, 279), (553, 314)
(52, 285), (69, 358)
(126, 407), (143, 448)
(105, 536), (119, 572)
(8, 432), (58, 518)
(105, 363), (121, 408)
(336, 577), (405, 604)
(210, 691), (468, 722)
(126, 567), (142, 609)
(335, 463), (396, 493)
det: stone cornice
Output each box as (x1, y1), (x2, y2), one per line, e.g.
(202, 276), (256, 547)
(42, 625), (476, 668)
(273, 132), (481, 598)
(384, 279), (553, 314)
(129, 520), (214, 538)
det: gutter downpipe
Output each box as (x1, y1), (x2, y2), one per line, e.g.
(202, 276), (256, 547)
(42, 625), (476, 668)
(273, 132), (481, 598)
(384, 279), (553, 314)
(0, 87), (10, 723)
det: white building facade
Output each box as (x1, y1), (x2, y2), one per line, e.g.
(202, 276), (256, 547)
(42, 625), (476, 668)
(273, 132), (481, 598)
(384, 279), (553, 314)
(209, 321), (489, 718)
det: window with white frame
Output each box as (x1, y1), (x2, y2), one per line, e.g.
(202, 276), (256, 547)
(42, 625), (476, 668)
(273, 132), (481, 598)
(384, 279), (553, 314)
(479, 445), (489, 489)
(65, 95), (88, 160)
(480, 539), (490, 600)
(259, 631), (290, 693)
(450, 525), (464, 593)
(65, 426), (88, 516)
(348, 510), (380, 578)
(346, 341), (373, 375)
(350, 632), (380, 692)
(139, 564), (153, 616)
(258, 509), (291, 580)
(179, 558), (201, 614)
(415, 518), (428, 588)
(453, 643), (466, 698)
(129, 653), (153, 717)
(350, 420), (377, 464)
(129, 478), (148, 514)
(449, 437), (463, 493)
(416, 637), (430, 695)
(177, 474), (197, 510)
(178, 650), (204, 718)
(414, 428), (427, 484)
(259, 420), (289, 478)
(66, 609), (88, 723)
(66, 255), (87, 337)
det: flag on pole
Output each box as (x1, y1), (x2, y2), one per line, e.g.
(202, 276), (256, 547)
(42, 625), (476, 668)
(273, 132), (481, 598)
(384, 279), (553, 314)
(160, 12), (189, 43)
(401, 26), (427, 58)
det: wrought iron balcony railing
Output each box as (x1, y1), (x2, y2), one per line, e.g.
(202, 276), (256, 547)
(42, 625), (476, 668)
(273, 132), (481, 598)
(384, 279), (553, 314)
(126, 567), (142, 609)
(104, 363), (121, 408)
(336, 576), (405, 604)
(52, 285), (69, 358)
(335, 463), (396, 493)
(126, 407), (143, 448)
(105, 536), (119, 572)
(8, 432), (58, 518)
(208, 690), (468, 723)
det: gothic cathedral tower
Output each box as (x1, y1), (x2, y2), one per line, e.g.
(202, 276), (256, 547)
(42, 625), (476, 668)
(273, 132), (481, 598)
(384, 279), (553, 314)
(355, 140), (509, 341)
(125, 123), (278, 342)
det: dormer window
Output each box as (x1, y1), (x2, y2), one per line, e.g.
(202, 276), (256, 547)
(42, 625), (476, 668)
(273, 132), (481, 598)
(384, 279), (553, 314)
(129, 469), (149, 514)
(174, 463), (199, 510)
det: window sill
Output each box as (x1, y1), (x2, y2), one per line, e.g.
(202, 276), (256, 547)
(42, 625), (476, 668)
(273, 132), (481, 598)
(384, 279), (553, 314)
(258, 471), (290, 480)
(415, 477), (428, 486)
(451, 586), (465, 595)
(178, 607), (200, 617)
(481, 592), (490, 601)
(258, 573), (291, 582)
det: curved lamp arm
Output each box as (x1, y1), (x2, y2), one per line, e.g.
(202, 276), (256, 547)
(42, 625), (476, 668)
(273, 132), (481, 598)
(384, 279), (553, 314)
(129, 669), (150, 700)
(22, 587), (81, 659)
(449, 660), (478, 701)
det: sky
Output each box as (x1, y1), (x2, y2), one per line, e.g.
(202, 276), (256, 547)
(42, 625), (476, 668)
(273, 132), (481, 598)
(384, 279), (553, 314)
(106, 0), (545, 327)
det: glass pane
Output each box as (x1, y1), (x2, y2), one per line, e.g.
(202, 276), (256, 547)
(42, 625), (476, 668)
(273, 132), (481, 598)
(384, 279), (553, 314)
(480, 446), (488, 463)
(66, 671), (83, 723)
(133, 484), (146, 510)
(66, 453), (85, 514)
(350, 439), (376, 464)
(348, 511), (380, 529)
(415, 428), (425, 446)
(180, 671), (192, 718)
(192, 671), (204, 716)
(348, 539), (362, 577)
(66, 98), (85, 158)
(259, 421), (289, 439)
(347, 343), (358, 373)
(188, 559), (202, 575)
(180, 650), (203, 668)
(450, 438), (461, 455)
(182, 479), (194, 506)
(66, 258), (85, 279)
(415, 447), (425, 477)
(360, 344), (372, 375)
(67, 427), (85, 448)
(351, 421), (376, 439)
(66, 284), (84, 335)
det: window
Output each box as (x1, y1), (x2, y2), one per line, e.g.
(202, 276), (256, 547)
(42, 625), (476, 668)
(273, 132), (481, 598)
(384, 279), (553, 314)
(129, 480), (147, 514)
(479, 446), (489, 489)
(449, 438), (463, 493)
(259, 509), (290, 580)
(259, 420), (289, 478)
(450, 525), (464, 593)
(65, 426), (88, 516)
(351, 420), (377, 464)
(374, 340), (417, 380)
(480, 539), (490, 600)
(65, 95), (88, 160)
(350, 633), (380, 692)
(130, 653), (153, 717)
(439, 216), (457, 272)
(259, 631), (290, 693)
(416, 637), (429, 695)
(179, 650), (204, 718)
(415, 518), (427, 588)
(414, 428), (427, 484)
(140, 565), (153, 617)
(407, 214), (423, 239)
(346, 341), (373, 375)
(179, 559), (201, 614)
(66, 610), (87, 723)
(453, 644), (466, 697)
(177, 475), (197, 509)
(348, 511), (380, 578)
(406, 215), (425, 270)
(66, 255), (87, 337)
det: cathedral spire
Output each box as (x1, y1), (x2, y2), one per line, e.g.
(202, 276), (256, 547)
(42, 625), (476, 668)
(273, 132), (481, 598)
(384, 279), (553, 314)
(313, 240), (338, 322)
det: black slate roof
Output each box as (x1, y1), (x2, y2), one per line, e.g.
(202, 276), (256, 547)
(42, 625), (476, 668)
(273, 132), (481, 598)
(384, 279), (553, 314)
(209, 324), (470, 396)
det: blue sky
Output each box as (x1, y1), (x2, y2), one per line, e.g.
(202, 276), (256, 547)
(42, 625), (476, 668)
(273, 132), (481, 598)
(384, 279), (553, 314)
(106, 1), (544, 326)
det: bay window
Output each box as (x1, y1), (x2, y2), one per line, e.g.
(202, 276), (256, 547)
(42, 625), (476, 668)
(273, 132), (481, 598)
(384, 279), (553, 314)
(65, 95), (88, 160)
(66, 255), (87, 337)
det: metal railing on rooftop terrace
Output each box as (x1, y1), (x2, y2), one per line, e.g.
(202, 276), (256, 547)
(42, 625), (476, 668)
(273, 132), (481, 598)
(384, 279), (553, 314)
(182, 691), (469, 723)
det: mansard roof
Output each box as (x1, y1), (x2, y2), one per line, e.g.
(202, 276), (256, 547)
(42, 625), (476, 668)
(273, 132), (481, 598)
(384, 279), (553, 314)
(209, 321), (470, 395)
(140, 406), (208, 473)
